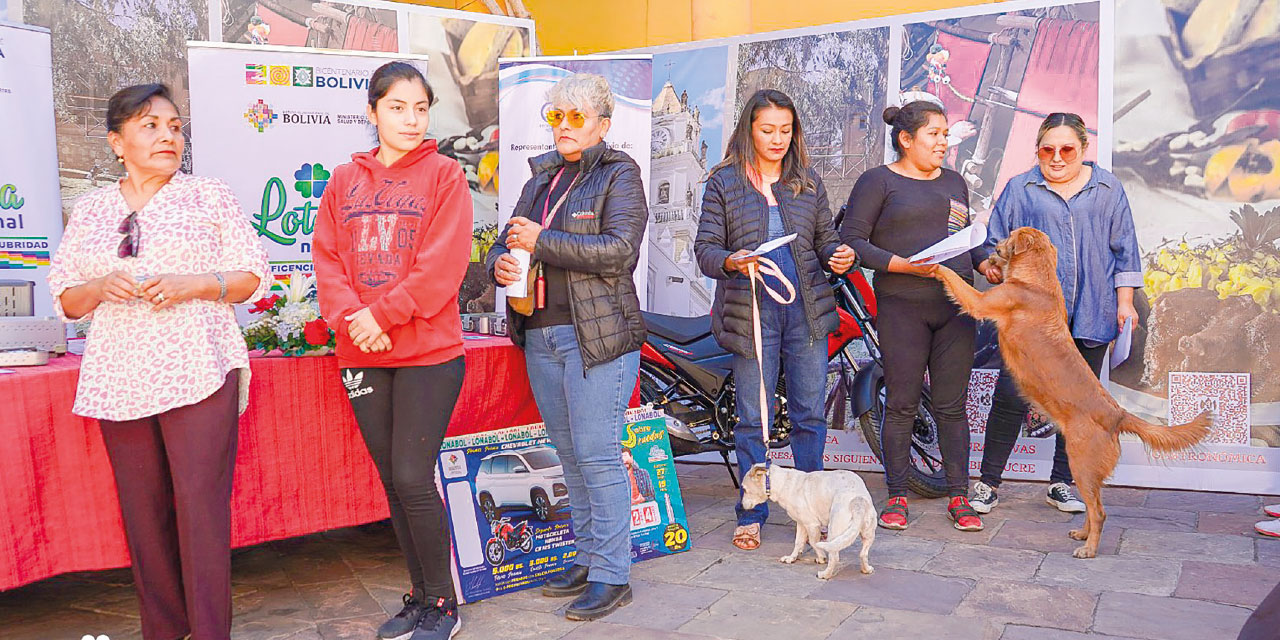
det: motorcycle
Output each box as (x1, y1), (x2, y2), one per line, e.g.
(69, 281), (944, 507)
(484, 516), (534, 567)
(639, 215), (950, 497)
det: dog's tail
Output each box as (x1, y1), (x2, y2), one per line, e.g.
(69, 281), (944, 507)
(1116, 410), (1212, 453)
(813, 496), (875, 554)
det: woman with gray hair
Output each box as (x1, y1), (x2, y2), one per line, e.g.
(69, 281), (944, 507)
(486, 72), (648, 621)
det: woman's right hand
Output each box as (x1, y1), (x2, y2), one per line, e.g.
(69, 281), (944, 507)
(494, 253), (522, 286)
(888, 255), (937, 278)
(724, 250), (759, 277)
(978, 258), (1004, 284)
(94, 271), (139, 303)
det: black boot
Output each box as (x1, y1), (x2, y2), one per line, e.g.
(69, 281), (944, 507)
(565, 582), (633, 621)
(542, 564), (590, 597)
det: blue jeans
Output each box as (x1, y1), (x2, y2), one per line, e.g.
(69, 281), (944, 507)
(731, 247), (828, 526)
(523, 325), (640, 585)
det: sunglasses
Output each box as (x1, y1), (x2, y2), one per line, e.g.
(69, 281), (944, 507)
(1037, 144), (1079, 163)
(118, 211), (139, 258)
(544, 108), (600, 129)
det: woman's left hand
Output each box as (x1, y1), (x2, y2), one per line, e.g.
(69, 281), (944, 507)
(828, 244), (856, 274)
(140, 274), (214, 311)
(506, 217), (543, 252)
(1118, 299), (1139, 331)
(344, 308), (386, 348)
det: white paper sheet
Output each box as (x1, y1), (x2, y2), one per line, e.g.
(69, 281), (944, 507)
(1111, 316), (1134, 369)
(908, 223), (988, 265)
(738, 233), (798, 259)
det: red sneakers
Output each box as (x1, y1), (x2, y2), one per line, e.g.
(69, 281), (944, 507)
(949, 496), (985, 531)
(879, 497), (909, 530)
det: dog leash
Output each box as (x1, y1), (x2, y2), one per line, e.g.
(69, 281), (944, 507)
(745, 256), (795, 497)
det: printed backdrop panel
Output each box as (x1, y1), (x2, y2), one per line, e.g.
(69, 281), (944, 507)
(187, 44), (424, 292)
(0, 23), (62, 316)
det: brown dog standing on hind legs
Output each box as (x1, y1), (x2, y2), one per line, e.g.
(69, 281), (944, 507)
(932, 227), (1211, 559)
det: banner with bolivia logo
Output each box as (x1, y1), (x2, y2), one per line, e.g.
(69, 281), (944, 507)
(0, 22), (62, 316)
(187, 42), (429, 293)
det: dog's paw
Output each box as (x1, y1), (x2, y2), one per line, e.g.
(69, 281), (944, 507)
(1072, 545), (1097, 559)
(817, 569), (836, 580)
(812, 554), (827, 564)
(860, 564), (875, 575)
(780, 555), (798, 564)
(1068, 528), (1088, 541)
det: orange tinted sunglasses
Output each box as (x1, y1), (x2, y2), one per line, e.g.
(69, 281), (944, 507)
(1037, 144), (1079, 163)
(544, 108), (597, 129)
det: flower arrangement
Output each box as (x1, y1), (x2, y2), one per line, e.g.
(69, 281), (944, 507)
(243, 275), (336, 356)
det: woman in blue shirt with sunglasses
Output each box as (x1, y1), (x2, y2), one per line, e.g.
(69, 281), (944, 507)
(968, 112), (1142, 515)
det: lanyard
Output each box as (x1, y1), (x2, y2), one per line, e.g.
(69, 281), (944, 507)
(533, 166), (577, 310)
(541, 167), (577, 228)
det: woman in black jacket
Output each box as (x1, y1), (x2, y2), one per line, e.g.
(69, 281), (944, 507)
(694, 89), (856, 551)
(486, 73), (647, 623)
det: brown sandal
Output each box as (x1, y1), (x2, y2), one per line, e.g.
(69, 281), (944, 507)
(732, 523), (761, 550)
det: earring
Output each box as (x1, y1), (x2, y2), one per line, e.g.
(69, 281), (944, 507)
(116, 156), (124, 164)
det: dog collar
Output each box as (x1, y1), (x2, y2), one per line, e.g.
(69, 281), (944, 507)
(763, 460), (772, 499)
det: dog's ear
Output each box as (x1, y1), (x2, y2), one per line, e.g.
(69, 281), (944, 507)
(745, 464), (768, 481)
(1010, 229), (1040, 256)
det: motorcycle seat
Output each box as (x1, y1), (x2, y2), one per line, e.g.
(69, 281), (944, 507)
(642, 311), (713, 345)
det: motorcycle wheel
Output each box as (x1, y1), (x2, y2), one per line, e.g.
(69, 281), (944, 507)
(858, 378), (949, 498)
(485, 538), (505, 566)
(519, 533), (534, 554)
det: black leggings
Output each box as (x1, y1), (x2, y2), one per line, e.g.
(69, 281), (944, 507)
(344, 358), (465, 599)
(877, 290), (976, 498)
(979, 338), (1107, 487)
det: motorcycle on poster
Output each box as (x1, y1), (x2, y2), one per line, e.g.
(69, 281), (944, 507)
(438, 407), (690, 603)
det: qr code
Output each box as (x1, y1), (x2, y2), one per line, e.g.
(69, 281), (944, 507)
(1168, 372), (1251, 446)
(966, 369), (1000, 435)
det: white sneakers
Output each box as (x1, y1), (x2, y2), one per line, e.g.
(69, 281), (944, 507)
(1256, 505), (1280, 538)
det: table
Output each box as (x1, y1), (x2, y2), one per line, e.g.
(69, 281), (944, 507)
(0, 336), (544, 591)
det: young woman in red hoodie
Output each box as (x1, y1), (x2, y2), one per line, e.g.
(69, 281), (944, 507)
(313, 62), (472, 640)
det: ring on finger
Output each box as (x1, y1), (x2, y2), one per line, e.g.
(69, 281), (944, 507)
(156, 292), (167, 303)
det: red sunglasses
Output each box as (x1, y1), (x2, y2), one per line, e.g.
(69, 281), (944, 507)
(1037, 144), (1079, 163)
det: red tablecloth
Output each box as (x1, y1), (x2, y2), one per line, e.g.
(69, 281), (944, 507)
(0, 336), (543, 591)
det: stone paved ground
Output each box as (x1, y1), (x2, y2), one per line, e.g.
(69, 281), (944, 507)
(3, 462), (1278, 640)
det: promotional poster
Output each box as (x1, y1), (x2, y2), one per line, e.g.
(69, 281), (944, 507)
(438, 407), (690, 603)
(0, 22), (62, 317)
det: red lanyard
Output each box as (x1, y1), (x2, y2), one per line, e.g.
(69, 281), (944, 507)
(534, 166), (576, 310)
(541, 167), (576, 228)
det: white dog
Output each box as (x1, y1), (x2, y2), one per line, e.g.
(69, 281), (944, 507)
(740, 463), (877, 579)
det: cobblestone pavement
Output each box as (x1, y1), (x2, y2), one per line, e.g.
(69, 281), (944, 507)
(3, 463), (1277, 639)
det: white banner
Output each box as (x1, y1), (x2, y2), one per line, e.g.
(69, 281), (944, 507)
(496, 55), (652, 310)
(0, 22), (61, 316)
(187, 42), (428, 291)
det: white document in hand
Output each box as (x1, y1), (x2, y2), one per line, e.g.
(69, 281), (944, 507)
(908, 223), (988, 265)
(739, 233), (798, 259)
(1111, 316), (1134, 369)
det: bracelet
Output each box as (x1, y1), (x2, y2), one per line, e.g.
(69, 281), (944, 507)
(213, 272), (227, 302)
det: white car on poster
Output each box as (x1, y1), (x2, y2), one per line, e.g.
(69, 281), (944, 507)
(474, 446), (568, 522)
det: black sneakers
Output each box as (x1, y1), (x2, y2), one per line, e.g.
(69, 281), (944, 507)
(970, 481), (999, 514)
(409, 596), (460, 640)
(378, 593), (427, 640)
(1047, 483), (1087, 513)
